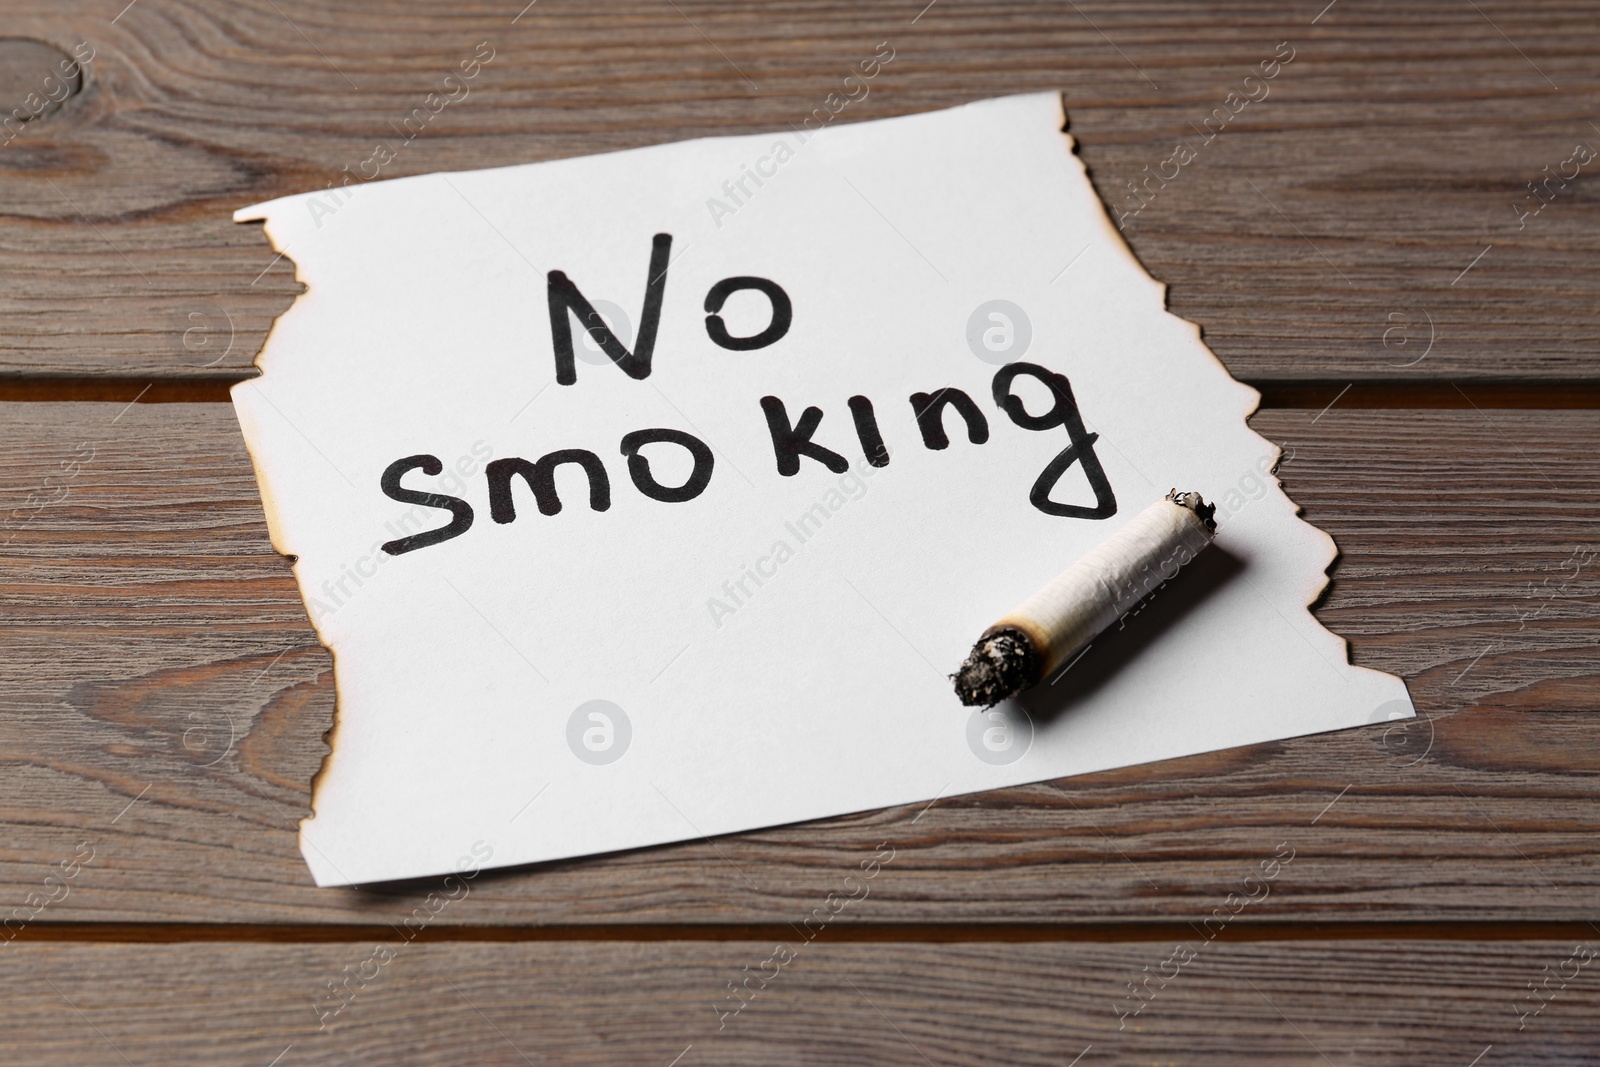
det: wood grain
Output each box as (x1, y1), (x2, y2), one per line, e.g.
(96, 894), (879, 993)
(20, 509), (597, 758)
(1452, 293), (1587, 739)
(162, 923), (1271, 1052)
(2, 939), (1597, 1064)
(0, 0), (1597, 379)
(0, 402), (1595, 925)
(2, 1), (1595, 1058)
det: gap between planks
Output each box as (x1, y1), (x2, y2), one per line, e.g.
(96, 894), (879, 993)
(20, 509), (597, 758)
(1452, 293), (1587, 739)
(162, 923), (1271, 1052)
(9, 921), (1600, 944)
(3, 378), (1600, 408)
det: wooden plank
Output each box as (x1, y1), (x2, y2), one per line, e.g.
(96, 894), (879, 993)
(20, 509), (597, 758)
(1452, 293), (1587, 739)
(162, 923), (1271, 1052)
(2, 939), (1597, 1064)
(0, 402), (1596, 924)
(1, 1), (1596, 379)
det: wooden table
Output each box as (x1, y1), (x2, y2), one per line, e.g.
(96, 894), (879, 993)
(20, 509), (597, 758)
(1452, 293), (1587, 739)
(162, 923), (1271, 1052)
(2, 1), (1597, 1062)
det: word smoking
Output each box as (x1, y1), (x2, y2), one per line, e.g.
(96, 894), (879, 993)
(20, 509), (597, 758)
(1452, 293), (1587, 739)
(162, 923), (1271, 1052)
(953, 490), (1217, 706)
(378, 232), (1119, 556)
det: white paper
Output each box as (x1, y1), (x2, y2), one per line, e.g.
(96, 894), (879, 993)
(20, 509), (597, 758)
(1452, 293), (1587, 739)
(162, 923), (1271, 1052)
(232, 93), (1412, 887)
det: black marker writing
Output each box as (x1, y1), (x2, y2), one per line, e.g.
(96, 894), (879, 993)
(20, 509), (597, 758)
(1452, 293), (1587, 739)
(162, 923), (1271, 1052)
(549, 233), (672, 384)
(380, 455), (475, 555)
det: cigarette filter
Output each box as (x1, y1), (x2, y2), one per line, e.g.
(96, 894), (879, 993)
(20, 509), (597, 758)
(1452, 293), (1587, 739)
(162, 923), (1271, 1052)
(952, 489), (1217, 707)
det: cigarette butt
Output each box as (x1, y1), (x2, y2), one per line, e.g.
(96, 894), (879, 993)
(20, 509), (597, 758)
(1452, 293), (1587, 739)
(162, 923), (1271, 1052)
(952, 489), (1217, 707)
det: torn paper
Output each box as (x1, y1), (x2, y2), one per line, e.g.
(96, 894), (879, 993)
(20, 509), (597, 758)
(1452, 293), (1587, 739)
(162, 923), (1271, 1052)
(231, 92), (1412, 887)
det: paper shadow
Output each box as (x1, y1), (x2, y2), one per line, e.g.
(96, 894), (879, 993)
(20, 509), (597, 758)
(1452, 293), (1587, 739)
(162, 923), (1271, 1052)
(1016, 542), (1245, 728)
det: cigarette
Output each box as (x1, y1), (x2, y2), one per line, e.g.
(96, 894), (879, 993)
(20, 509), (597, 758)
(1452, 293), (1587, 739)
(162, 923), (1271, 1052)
(952, 489), (1217, 707)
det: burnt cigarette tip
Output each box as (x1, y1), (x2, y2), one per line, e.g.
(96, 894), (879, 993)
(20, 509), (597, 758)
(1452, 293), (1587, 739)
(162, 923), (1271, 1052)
(952, 627), (1041, 707)
(1166, 488), (1217, 534)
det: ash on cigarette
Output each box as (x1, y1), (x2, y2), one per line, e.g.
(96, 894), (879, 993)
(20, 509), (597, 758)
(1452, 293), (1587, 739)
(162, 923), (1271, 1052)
(952, 627), (1041, 707)
(1166, 488), (1217, 534)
